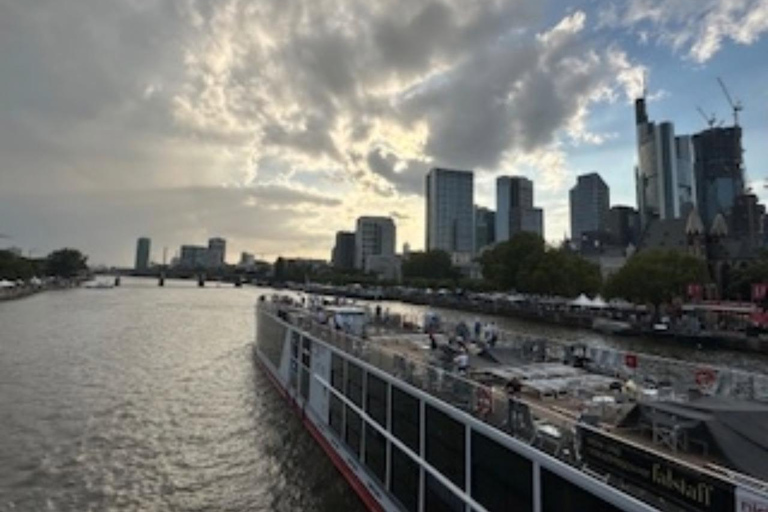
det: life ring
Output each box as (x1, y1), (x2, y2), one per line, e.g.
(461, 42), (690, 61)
(695, 367), (718, 390)
(475, 387), (493, 417)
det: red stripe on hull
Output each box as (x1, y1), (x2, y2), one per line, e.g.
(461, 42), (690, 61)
(254, 351), (386, 512)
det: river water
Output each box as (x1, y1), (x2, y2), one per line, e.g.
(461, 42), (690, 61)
(0, 278), (364, 512)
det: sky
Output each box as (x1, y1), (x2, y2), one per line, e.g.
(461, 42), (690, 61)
(1, 0), (768, 266)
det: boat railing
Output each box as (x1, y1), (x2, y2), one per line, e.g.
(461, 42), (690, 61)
(262, 300), (582, 461)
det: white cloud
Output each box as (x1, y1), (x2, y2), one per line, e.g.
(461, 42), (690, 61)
(601, 0), (768, 62)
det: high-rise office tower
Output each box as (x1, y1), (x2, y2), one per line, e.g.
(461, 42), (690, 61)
(474, 206), (496, 252)
(569, 173), (609, 247)
(332, 231), (356, 270)
(635, 98), (696, 228)
(693, 126), (744, 228)
(207, 237), (226, 268)
(496, 176), (543, 241)
(355, 217), (396, 269)
(608, 206), (641, 247)
(425, 168), (475, 254)
(135, 237), (151, 271)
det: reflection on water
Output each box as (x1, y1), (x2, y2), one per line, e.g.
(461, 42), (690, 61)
(0, 278), (364, 512)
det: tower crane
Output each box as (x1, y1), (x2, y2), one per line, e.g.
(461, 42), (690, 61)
(696, 106), (717, 128)
(717, 77), (744, 126)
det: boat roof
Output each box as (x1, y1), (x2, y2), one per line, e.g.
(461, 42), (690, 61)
(325, 306), (367, 314)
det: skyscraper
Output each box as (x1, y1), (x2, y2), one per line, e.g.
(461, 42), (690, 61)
(332, 231), (356, 270)
(425, 168), (475, 255)
(635, 98), (696, 228)
(355, 217), (396, 269)
(496, 176), (543, 241)
(207, 237), (226, 268)
(474, 206), (496, 252)
(608, 206), (641, 247)
(693, 126), (744, 228)
(135, 237), (150, 271)
(569, 173), (609, 247)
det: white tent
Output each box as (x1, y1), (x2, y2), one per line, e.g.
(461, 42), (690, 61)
(570, 294), (592, 307)
(0, 279), (16, 289)
(591, 295), (608, 308)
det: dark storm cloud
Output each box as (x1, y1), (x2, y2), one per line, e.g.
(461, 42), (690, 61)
(366, 149), (425, 196)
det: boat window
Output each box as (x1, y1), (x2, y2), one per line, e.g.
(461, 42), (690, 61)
(391, 386), (420, 452)
(364, 423), (386, 485)
(345, 405), (363, 458)
(329, 393), (343, 438)
(346, 361), (364, 407)
(390, 444), (419, 512)
(291, 331), (300, 360)
(425, 473), (464, 512)
(425, 405), (465, 489)
(300, 367), (310, 400)
(331, 353), (344, 393)
(301, 336), (312, 368)
(541, 469), (622, 512)
(471, 430), (533, 512)
(366, 373), (387, 427)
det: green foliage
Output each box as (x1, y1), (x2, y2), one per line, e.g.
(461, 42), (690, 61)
(478, 232), (546, 290)
(0, 251), (40, 280)
(45, 248), (88, 278)
(727, 252), (768, 300)
(518, 249), (603, 297)
(478, 233), (600, 296)
(402, 250), (459, 281)
(604, 249), (710, 305)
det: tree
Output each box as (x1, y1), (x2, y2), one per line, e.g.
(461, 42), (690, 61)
(402, 250), (459, 281)
(0, 250), (36, 280)
(45, 248), (88, 278)
(518, 249), (602, 297)
(604, 250), (710, 306)
(727, 252), (768, 300)
(478, 232), (546, 289)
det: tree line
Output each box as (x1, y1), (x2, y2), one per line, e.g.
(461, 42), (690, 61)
(0, 248), (88, 280)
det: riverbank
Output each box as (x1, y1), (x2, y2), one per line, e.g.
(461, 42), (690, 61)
(0, 279), (83, 302)
(294, 284), (768, 356)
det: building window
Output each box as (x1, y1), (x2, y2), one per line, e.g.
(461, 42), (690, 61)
(425, 405), (465, 488)
(471, 431), (533, 512)
(391, 386), (420, 452)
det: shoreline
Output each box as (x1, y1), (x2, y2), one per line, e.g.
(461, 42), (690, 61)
(295, 285), (768, 356)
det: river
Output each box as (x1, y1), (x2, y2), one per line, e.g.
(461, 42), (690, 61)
(0, 278), (364, 512)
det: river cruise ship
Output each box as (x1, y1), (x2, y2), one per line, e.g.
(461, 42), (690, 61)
(253, 295), (768, 512)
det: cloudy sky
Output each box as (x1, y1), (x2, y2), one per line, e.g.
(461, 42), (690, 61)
(2, 0), (768, 266)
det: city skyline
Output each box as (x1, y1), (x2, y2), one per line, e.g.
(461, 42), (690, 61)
(2, 1), (768, 266)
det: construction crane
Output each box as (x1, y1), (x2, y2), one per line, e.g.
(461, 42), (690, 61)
(717, 77), (744, 126)
(696, 106), (717, 128)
